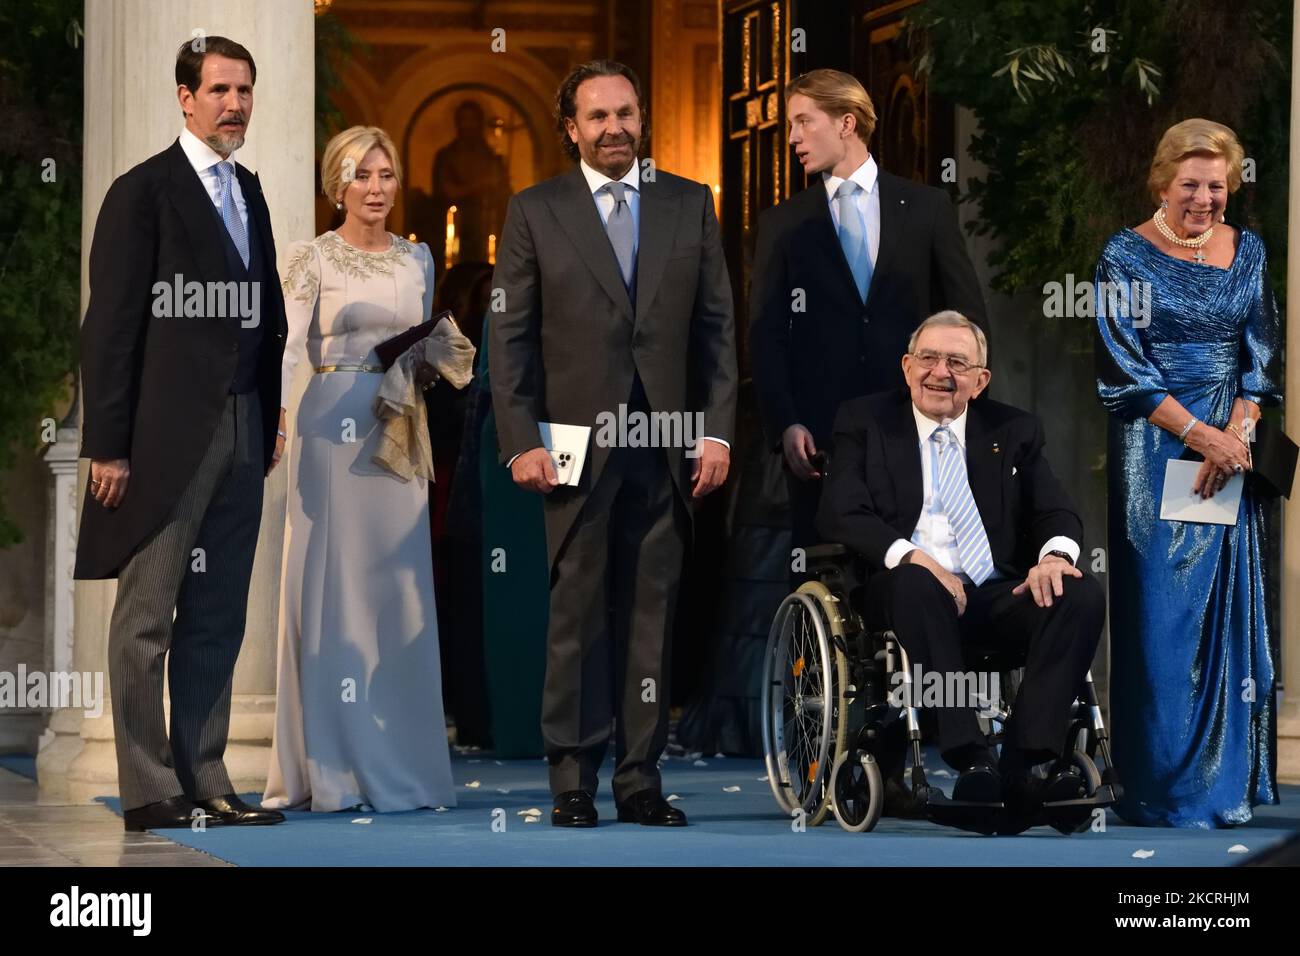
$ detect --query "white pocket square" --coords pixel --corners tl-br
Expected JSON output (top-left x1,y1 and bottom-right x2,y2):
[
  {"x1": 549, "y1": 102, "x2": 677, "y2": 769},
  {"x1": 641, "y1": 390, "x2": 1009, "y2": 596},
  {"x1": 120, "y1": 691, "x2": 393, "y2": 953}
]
[{"x1": 1012, "y1": 466, "x2": 1018, "y2": 476}]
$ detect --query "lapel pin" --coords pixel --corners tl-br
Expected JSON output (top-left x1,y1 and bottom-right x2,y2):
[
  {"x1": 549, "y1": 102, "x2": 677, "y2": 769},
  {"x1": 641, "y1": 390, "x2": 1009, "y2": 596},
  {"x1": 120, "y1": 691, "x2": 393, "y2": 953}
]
[{"x1": 992, "y1": 442, "x2": 1000, "y2": 454}]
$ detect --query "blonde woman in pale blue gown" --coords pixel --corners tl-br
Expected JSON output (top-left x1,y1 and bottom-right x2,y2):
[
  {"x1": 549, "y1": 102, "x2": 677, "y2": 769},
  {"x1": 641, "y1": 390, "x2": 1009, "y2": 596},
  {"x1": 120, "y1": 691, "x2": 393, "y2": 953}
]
[{"x1": 264, "y1": 127, "x2": 456, "y2": 812}]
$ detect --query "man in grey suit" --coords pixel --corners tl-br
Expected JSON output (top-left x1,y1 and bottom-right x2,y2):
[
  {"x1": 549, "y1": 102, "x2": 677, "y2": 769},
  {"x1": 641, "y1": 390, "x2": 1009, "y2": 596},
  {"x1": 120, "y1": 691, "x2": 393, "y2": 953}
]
[
  {"x1": 489, "y1": 60, "x2": 738, "y2": 828},
  {"x1": 75, "y1": 38, "x2": 286, "y2": 831}
]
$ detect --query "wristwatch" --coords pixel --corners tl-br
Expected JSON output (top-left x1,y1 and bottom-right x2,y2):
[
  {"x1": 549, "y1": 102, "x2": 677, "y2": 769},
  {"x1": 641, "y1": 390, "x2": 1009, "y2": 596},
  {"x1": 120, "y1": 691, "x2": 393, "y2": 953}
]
[{"x1": 1045, "y1": 549, "x2": 1074, "y2": 565}]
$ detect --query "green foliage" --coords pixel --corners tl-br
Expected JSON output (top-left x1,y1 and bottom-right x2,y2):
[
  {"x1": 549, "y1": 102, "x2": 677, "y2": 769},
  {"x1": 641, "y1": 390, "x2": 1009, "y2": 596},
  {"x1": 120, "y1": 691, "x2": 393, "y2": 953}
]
[
  {"x1": 904, "y1": 0, "x2": 1290, "y2": 301},
  {"x1": 315, "y1": 9, "x2": 365, "y2": 154},
  {"x1": 0, "y1": 0, "x2": 83, "y2": 547}
]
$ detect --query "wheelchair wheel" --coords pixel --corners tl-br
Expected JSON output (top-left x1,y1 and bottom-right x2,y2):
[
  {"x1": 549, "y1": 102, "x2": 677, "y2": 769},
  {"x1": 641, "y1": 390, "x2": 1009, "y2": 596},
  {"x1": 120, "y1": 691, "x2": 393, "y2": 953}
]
[
  {"x1": 1043, "y1": 749, "x2": 1105, "y2": 835},
  {"x1": 1069, "y1": 748, "x2": 1103, "y2": 795},
  {"x1": 761, "y1": 582, "x2": 850, "y2": 826},
  {"x1": 830, "y1": 749, "x2": 883, "y2": 833}
]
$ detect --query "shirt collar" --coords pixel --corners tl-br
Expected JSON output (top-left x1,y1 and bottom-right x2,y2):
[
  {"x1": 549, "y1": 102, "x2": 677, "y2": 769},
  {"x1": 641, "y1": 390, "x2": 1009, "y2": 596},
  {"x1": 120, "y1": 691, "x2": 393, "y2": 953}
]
[
  {"x1": 822, "y1": 154, "x2": 878, "y2": 203},
  {"x1": 912, "y1": 400, "x2": 969, "y2": 450},
  {"x1": 179, "y1": 126, "x2": 235, "y2": 175},
  {"x1": 579, "y1": 158, "x2": 640, "y2": 196}
]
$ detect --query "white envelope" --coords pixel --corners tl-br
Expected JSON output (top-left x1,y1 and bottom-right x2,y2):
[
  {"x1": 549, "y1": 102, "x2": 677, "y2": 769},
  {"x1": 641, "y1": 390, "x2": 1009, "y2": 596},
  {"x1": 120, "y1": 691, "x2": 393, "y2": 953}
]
[
  {"x1": 1159, "y1": 459, "x2": 1243, "y2": 525},
  {"x1": 538, "y1": 422, "x2": 591, "y2": 487}
]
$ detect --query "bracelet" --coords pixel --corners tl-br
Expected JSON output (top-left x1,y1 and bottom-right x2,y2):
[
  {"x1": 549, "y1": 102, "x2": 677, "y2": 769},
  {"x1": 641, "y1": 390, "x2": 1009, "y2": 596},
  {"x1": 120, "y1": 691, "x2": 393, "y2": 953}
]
[
  {"x1": 1178, "y1": 417, "x2": 1198, "y2": 444},
  {"x1": 276, "y1": 430, "x2": 287, "y2": 439}
]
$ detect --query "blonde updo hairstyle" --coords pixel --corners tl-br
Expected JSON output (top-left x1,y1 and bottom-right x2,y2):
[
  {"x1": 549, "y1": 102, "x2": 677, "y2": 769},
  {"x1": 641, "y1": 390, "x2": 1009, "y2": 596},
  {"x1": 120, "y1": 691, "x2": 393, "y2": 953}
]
[
  {"x1": 1146, "y1": 118, "x2": 1244, "y2": 205},
  {"x1": 320, "y1": 125, "x2": 403, "y2": 206}
]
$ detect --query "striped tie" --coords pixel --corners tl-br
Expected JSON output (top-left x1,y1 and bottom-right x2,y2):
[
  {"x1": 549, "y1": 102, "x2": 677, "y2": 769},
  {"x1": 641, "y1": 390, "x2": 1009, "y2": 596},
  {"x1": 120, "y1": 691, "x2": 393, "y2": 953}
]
[
  {"x1": 930, "y1": 425, "x2": 994, "y2": 585},
  {"x1": 215, "y1": 161, "x2": 250, "y2": 268}
]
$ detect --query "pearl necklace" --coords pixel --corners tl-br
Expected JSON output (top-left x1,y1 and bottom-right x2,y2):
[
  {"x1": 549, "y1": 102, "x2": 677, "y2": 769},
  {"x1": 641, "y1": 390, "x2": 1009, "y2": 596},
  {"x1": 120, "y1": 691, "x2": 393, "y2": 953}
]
[{"x1": 1153, "y1": 205, "x2": 1214, "y2": 263}]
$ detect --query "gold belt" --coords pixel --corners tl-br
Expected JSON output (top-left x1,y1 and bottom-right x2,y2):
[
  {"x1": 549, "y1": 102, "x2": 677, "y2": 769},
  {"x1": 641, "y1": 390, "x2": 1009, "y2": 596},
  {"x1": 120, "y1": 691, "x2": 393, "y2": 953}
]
[{"x1": 315, "y1": 364, "x2": 383, "y2": 374}]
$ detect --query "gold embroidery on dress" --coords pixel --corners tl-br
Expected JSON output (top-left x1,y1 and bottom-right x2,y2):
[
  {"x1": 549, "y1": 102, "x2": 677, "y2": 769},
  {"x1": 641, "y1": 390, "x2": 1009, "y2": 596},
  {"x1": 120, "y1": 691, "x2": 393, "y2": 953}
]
[
  {"x1": 316, "y1": 231, "x2": 414, "y2": 280},
  {"x1": 281, "y1": 243, "x2": 319, "y2": 303}
]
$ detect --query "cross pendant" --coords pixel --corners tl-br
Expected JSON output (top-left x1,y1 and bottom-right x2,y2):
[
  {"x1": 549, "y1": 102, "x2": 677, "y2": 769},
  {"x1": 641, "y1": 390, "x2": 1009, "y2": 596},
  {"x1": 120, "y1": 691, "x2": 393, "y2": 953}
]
[{"x1": 1193, "y1": 247, "x2": 1207, "y2": 264}]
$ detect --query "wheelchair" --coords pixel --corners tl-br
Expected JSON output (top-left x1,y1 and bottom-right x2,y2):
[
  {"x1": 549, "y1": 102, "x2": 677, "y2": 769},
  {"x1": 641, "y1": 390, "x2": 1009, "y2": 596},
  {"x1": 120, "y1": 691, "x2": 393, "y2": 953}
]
[{"x1": 760, "y1": 543, "x2": 1122, "y2": 835}]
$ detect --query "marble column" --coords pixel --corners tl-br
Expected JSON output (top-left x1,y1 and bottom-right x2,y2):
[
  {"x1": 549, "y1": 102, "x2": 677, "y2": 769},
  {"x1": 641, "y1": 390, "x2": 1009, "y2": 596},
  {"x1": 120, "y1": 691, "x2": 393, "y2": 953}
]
[
  {"x1": 33, "y1": 408, "x2": 82, "y2": 803},
  {"x1": 1277, "y1": 0, "x2": 1300, "y2": 785},
  {"x1": 44, "y1": 0, "x2": 315, "y2": 804}
]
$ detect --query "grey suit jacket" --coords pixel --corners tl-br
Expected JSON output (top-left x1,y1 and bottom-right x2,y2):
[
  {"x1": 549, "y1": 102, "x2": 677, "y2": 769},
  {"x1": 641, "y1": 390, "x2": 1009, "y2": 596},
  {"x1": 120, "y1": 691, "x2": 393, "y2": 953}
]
[{"x1": 488, "y1": 164, "x2": 738, "y2": 567}]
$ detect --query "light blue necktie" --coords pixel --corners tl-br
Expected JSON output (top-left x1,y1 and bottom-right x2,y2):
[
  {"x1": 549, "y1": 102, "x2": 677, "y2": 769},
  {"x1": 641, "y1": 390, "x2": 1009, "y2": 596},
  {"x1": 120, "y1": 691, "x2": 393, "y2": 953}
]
[
  {"x1": 604, "y1": 181, "x2": 637, "y2": 290},
  {"x1": 930, "y1": 425, "x2": 994, "y2": 585},
  {"x1": 215, "y1": 161, "x2": 250, "y2": 268},
  {"x1": 834, "y1": 179, "x2": 872, "y2": 303}
]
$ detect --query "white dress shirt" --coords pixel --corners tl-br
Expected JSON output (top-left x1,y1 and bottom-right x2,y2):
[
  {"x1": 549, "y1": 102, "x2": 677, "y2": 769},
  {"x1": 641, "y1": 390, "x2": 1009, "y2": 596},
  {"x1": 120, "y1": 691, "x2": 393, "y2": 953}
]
[
  {"x1": 580, "y1": 158, "x2": 641, "y2": 240},
  {"x1": 179, "y1": 126, "x2": 248, "y2": 234},
  {"x1": 822, "y1": 155, "x2": 880, "y2": 270},
  {"x1": 883, "y1": 403, "x2": 1080, "y2": 577}
]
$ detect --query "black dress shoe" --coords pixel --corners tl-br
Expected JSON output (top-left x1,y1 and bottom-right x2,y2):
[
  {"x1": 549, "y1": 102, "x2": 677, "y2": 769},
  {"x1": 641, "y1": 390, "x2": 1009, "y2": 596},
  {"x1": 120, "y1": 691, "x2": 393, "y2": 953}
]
[
  {"x1": 998, "y1": 770, "x2": 1046, "y2": 835},
  {"x1": 123, "y1": 795, "x2": 219, "y2": 833},
  {"x1": 952, "y1": 765, "x2": 1002, "y2": 804},
  {"x1": 193, "y1": 794, "x2": 285, "y2": 826},
  {"x1": 552, "y1": 790, "x2": 598, "y2": 828},
  {"x1": 616, "y1": 790, "x2": 687, "y2": 826}
]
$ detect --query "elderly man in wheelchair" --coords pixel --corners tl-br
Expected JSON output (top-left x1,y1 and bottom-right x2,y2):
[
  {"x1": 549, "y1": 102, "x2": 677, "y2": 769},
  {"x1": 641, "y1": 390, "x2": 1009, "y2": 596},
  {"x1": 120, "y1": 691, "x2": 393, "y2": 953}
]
[{"x1": 760, "y1": 310, "x2": 1119, "y2": 835}]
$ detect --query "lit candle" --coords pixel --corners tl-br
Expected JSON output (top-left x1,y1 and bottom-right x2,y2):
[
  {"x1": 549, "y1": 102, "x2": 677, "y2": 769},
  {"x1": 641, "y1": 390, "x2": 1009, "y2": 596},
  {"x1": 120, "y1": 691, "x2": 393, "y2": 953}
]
[
  {"x1": 488, "y1": 233, "x2": 496, "y2": 265},
  {"x1": 446, "y1": 205, "x2": 458, "y2": 270}
]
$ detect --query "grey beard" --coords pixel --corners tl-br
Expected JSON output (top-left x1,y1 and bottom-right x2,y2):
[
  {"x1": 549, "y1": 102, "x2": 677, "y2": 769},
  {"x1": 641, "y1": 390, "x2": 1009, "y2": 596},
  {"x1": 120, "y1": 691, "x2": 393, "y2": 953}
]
[{"x1": 206, "y1": 130, "x2": 245, "y2": 154}]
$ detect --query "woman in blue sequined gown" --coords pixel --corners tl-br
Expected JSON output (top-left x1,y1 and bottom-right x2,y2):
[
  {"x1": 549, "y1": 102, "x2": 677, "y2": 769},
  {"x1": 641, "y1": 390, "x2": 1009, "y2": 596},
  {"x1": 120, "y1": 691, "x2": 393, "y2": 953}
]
[{"x1": 1095, "y1": 119, "x2": 1280, "y2": 828}]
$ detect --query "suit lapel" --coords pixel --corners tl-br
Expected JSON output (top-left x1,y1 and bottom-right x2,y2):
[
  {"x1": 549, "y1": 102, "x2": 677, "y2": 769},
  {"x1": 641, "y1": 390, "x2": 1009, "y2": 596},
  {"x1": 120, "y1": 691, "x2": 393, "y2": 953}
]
[
  {"x1": 235, "y1": 163, "x2": 288, "y2": 338},
  {"x1": 235, "y1": 165, "x2": 273, "y2": 264},
  {"x1": 165, "y1": 139, "x2": 230, "y2": 286},
  {"x1": 884, "y1": 393, "x2": 924, "y2": 529},
  {"x1": 865, "y1": 171, "x2": 906, "y2": 313},
  {"x1": 963, "y1": 401, "x2": 1001, "y2": 529},
  {"x1": 633, "y1": 176, "x2": 678, "y2": 325},
  {"x1": 549, "y1": 166, "x2": 634, "y2": 322}
]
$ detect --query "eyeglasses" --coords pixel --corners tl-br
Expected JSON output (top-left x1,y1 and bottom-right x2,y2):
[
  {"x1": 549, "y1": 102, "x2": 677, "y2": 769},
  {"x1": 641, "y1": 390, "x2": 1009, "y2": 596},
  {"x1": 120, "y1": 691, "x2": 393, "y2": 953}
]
[{"x1": 910, "y1": 351, "x2": 983, "y2": 375}]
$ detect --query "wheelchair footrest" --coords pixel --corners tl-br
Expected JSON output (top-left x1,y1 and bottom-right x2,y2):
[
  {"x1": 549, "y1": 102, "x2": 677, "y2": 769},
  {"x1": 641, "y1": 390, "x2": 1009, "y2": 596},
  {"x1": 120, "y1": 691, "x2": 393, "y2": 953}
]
[
  {"x1": 923, "y1": 789, "x2": 1003, "y2": 836},
  {"x1": 1040, "y1": 783, "x2": 1119, "y2": 810}
]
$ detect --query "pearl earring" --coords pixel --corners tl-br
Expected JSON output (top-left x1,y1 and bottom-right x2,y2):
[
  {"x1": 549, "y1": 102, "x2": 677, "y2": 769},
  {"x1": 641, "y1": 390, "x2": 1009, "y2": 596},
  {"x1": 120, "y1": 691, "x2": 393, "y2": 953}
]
[{"x1": 335, "y1": 202, "x2": 343, "y2": 210}]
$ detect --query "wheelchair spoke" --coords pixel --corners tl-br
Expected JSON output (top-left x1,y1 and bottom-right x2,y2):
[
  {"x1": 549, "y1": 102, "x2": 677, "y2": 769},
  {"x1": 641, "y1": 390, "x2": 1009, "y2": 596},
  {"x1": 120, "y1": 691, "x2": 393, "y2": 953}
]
[{"x1": 767, "y1": 594, "x2": 839, "y2": 807}]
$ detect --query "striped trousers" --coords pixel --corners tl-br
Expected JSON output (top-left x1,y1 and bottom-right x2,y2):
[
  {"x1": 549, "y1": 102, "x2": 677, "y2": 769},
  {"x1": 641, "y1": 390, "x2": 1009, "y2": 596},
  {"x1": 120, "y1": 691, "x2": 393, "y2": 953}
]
[{"x1": 108, "y1": 391, "x2": 264, "y2": 811}]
